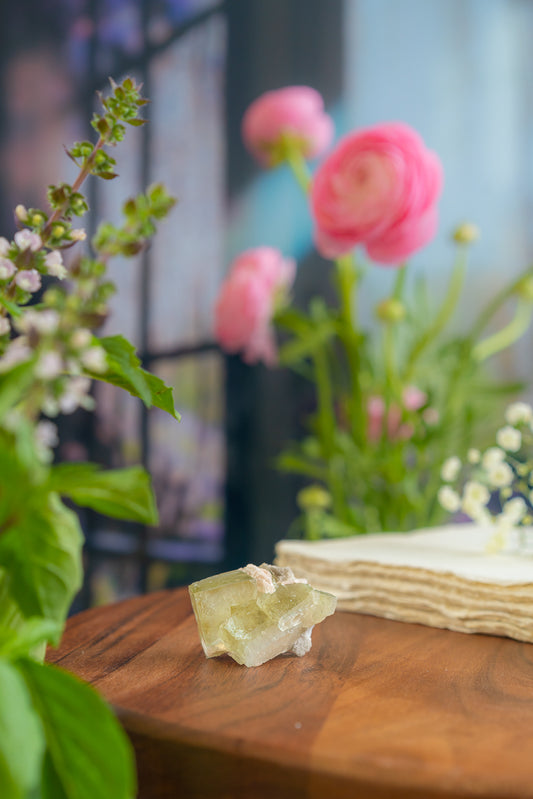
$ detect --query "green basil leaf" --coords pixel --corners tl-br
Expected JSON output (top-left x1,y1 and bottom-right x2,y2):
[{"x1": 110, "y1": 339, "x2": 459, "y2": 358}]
[
  {"x1": 0, "y1": 659, "x2": 45, "y2": 799},
  {"x1": 0, "y1": 360, "x2": 36, "y2": 417},
  {"x1": 0, "y1": 617, "x2": 62, "y2": 660},
  {"x1": 49, "y1": 463, "x2": 158, "y2": 525},
  {"x1": 0, "y1": 494, "x2": 83, "y2": 624},
  {"x1": 19, "y1": 659, "x2": 136, "y2": 799},
  {"x1": 88, "y1": 335, "x2": 180, "y2": 419}
]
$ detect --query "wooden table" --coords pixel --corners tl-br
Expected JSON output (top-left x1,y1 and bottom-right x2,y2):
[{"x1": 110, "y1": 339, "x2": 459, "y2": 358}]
[{"x1": 47, "y1": 587, "x2": 533, "y2": 799}]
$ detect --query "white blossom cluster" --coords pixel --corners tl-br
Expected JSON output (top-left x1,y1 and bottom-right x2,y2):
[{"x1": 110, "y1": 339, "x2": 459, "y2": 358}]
[
  {"x1": 0, "y1": 217, "x2": 108, "y2": 462},
  {"x1": 437, "y1": 401, "x2": 533, "y2": 550}
]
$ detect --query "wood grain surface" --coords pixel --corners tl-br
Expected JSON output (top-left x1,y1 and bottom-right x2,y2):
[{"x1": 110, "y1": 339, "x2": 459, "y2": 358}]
[{"x1": 47, "y1": 588, "x2": 533, "y2": 799}]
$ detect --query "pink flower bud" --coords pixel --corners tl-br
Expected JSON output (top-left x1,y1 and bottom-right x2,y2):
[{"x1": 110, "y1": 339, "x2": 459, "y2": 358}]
[
  {"x1": 0, "y1": 258, "x2": 16, "y2": 280},
  {"x1": 215, "y1": 247, "x2": 295, "y2": 366},
  {"x1": 310, "y1": 122, "x2": 443, "y2": 264},
  {"x1": 242, "y1": 86, "x2": 334, "y2": 167},
  {"x1": 0, "y1": 238, "x2": 10, "y2": 256},
  {"x1": 15, "y1": 269, "x2": 41, "y2": 292},
  {"x1": 14, "y1": 230, "x2": 42, "y2": 252}
]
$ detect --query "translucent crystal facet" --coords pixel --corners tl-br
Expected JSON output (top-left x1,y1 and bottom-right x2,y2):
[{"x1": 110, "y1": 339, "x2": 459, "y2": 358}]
[{"x1": 189, "y1": 563, "x2": 337, "y2": 667}]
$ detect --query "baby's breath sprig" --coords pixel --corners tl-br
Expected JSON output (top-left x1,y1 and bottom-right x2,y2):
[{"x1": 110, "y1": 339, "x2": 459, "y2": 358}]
[{"x1": 438, "y1": 400, "x2": 533, "y2": 551}]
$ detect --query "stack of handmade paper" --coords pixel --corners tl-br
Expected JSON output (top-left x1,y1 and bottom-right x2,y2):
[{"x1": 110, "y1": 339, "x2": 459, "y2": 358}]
[{"x1": 275, "y1": 524, "x2": 533, "y2": 643}]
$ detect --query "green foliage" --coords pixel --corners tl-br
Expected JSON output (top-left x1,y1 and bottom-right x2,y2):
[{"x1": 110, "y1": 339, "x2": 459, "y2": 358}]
[
  {"x1": 0, "y1": 76, "x2": 180, "y2": 798},
  {"x1": 49, "y1": 463, "x2": 159, "y2": 525},
  {"x1": 18, "y1": 660, "x2": 136, "y2": 799},
  {"x1": 0, "y1": 659, "x2": 45, "y2": 799},
  {"x1": 91, "y1": 335, "x2": 181, "y2": 419}
]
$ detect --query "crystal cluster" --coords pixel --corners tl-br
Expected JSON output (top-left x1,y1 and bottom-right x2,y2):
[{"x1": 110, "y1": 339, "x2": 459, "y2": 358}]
[{"x1": 189, "y1": 563, "x2": 337, "y2": 667}]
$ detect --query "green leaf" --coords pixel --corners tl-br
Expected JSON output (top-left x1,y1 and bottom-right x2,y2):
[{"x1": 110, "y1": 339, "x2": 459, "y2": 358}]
[
  {"x1": 0, "y1": 295, "x2": 22, "y2": 318},
  {"x1": 143, "y1": 371, "x2": 181, "y2": 420},
  {"x1": 278, "y1": 320, "x2": 337, "y2": 366},
  {"x1": 0, "y1": 493, "x2": 83, "y2": 624},
  {"x1": 0, "y1": 617, "x2": 62, "y2": 660},
  {"x1": 0, "y1": 359, "x2": 36, "y2": 416},
  {"x1": 0, "y1": 659, "x2": 45, "y2": 799},
  {"x1": 49, "y1": 463, "x2": 159, "y2": 525},
  {"x1": 90, "y1": 335, "x2": 180, "y2": 419},
  {"x1": 18, "y1": 659, "x2": 136, "y2": 799}
]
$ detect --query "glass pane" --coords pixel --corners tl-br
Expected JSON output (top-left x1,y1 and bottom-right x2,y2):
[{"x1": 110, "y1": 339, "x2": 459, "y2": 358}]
[
  {"x1": 93, "y1": 382, "x2": 142, "y2": 467},
  {"x1": 148, "y1": 0, "x2": 223, "y2": 46},
  {"x1": 147, "y1": 352, "x2": 225, "y2": 562},
  {"x1": 148, "y1": 15, "x2": 226, "y2": 349}
]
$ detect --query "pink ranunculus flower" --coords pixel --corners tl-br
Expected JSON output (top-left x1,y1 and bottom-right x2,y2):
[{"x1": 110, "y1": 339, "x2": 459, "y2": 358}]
[
  {"x1": 242, "y1": 86, "x2": 334, "y2": 167},
  {"x1": 310, "y1": 122, "x2": 443, "y2": 265},
  {"x1": 214, "y1": 247, "x2": 296, "y2": 366}
]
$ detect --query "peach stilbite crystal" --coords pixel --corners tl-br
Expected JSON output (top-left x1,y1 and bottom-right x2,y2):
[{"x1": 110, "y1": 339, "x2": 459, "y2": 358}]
[{"x1": 189, "y1": 563, "x2": 336, "y2": 668}]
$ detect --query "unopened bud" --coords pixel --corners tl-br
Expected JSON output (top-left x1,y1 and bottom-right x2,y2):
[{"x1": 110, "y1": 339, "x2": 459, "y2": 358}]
[
  {"x1": 375, "y1": 298, "x2": 406, "y2": 323},
  {"x1": 516, "y1": 276, "x2": 533, "y2": 302},
  {"x1": 70, "y1": 229, "x2": 87, "y2": 242},
  {"x1": 52, "y1": 224, "x2": 66, "y2": 239},
  {"x1": 453, "y1": 222, "x2": 480, "y2": 245},
  {"x1": 297, "y1": 484, "x2": 332, "y2": 512},
  {"x1": 15, "y1": 205, "x2": 28, "y2": 222}
]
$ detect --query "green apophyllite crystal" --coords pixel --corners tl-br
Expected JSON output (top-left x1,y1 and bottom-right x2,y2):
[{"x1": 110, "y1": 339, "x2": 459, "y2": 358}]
[{"x1": 189, "y1": 563, "x2": 337, "y2": 667}]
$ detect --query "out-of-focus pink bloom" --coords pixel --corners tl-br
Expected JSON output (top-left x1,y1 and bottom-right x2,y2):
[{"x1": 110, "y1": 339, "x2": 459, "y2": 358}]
[
  {"x1": 15, "y1": 269, "x2": 41, "y2": 292},
  {"x1": 367, "y1": 386, "x2": 427, "y2": 443},
  {"x1": 402, "y1": 385, "x2": 427, "y2": 411},
  {"x1": 215, "y1": 247, "x2": 296, "y2": 366},
  {"x1": 242, "y1": 86, "x2": 334, "y2": 167},
  {"x1": 310, "y1": 122, "x2": 443, "y2": 265}
]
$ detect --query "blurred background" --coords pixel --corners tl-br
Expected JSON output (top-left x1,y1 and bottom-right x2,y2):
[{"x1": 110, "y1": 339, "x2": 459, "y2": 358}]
[{"x1": 1, "y1": 0, "x2": 533, "y2": 607}]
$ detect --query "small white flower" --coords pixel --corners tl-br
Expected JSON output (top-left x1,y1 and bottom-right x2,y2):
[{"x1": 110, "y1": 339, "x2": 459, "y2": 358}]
[
  {"x1": 44, "y1": 250, "x2": 67, "y2": 279},
  {"x1": 486, "y1": 461, "x2": 514, "y2": 488},
  {"x1": 59, "y1": 376, "x2": 93, "y2": 414},
  {"x1": 35, "y1": 351, "x2": 63, "y2": 380},
  {"x1": 0, "y1": 337, "x2": 32, "y2": 372},
  {"x1": 17, "y1": 309, "x2": 59, "y2": 335},
  {"x1": 80, "y1": 346, "x2": 107, "y2": 374},
  {"x1": 496, "y1": 425, "x2": 522, "y2": 453},
  {"x1": 438, "y1": 486, "x2": 461, "y2": 513},
  {"x1": 506, "y1": 402, "x2": 532, "y2": 426},
  {"x1": 41, "y1": 396, "x2": 59, "y2": 417},
  {"x1": 501, "y1": 496, "x2": 527, "y2": 524},
  {"x1": 464, "y1": 480, "x2": 490, "y2": 506},
  {"x1": 35, "y1": 420, "x2": 59, "y2": 449},
  {"x1": 0, "y1": 258, "x2": 15, "y2": 280},
  {"x1": 462, "y1": 496, "x2": 489, "y2": 523},
  {"x1": 70, "y1": 328, "x2": 93, "y2": 350},
  {"x1": 15, "y1": 269, "x2": 41, "y2": 292},
  {"x1": 467, "y1": 448, "x2": 481, "y2": 464},
  {"x1": 441, "y1": 456, "x2": 461, "y2": 482},
  {"x1": 70, "y1": 229, "x2": 87, "y2": 242},
  {"x1": 482, "y1": 447, "x2": 505, "y2": 470},
  {"x1": 14, "y1": 230, "x2": 42, "y2": 252},
  {"x1": 0, "y1": 317, "x2": 10, "y2": 336},
  {"x1": 0, "y1": 237, "x2": 10, "y2": 256}
]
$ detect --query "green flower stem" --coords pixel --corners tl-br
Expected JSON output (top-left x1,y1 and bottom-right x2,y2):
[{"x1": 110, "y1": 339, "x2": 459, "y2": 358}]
[
  {"x1": 472, "y1": 299, "x2": 533, "y2": 362},
  {"x1": 469, "y1": 265, "x2": 533, "y2": 341},
  {"x1": 284, "y1": 146, "x2": 312, "y2": 193},
  {"x1": 42, "y1": 137, "x2": 105, "y2": 242},
  {"x1": 384, "y1": 265, "x2": 408, "y2": 400},
  {"x1": 403, "y1": 246, "x2": 468, "y2": 381},
  {"x1": 335, "y1": 253, "x2": 363, "y2": 442},
  {"x1": 312, "y1": 347, "x2": 346, "y2": 520}
]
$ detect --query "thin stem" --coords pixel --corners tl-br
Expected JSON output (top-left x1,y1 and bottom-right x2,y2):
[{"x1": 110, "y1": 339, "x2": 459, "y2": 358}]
[
  {"x1": 403, "y1": 245, "x2": 467, "y2": 382},
  {"x1": 313, "y1": 346, "x2": 336, "y2": 459},
  {"x1": 335, "y1": 253, "x2": 363, "y2": 442},
  {"x1": 472, "y1": 299, "x2": 533, "y2": 362},
  {"x1": 469, "y1": 265, "x2": 533, "y2": 341},
  {"x1": 42, "y1": 137, "x2": 106, "y2": 241},
  {"x1": 284, "y1": 146, "x2": 312, "y2": 194}
]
